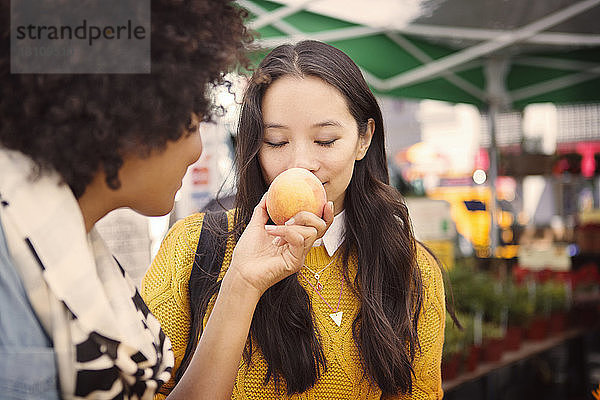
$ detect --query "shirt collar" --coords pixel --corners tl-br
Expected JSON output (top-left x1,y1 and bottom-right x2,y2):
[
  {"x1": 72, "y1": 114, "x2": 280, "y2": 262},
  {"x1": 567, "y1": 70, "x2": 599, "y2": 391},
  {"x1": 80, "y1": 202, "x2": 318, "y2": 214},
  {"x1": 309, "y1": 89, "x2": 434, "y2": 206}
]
[{"x1": 313, "y1": 209, "x2": 346, "y2": 256}]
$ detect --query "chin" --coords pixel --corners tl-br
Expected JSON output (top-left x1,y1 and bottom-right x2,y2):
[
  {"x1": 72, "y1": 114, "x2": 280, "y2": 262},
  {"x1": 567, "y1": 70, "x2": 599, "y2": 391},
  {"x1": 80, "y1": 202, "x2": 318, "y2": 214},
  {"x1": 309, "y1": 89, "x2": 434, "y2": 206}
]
[{"x1": 132, "y1": 200, "x2": 175, "y2": 217}]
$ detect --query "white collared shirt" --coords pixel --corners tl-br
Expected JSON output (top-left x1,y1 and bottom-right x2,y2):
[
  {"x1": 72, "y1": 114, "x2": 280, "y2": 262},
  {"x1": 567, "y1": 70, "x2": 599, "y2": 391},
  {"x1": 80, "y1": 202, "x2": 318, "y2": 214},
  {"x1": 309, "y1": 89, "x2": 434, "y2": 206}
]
[{"x1": 313, "y1": 210, "x2": 346, "y2": 256}]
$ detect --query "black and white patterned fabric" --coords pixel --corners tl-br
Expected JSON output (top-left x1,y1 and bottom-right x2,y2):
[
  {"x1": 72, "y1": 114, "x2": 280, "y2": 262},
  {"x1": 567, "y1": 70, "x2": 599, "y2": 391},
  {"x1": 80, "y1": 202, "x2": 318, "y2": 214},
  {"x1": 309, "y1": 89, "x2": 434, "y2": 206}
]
[{"x1": 0, "y1": 149, "x2": 173, "y2": 399}]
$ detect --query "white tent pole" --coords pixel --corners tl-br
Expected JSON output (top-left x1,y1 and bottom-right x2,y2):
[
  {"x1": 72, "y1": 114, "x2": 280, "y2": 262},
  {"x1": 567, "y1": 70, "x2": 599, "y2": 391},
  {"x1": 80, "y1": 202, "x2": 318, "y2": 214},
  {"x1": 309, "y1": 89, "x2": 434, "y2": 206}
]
[
  {"x1": 387, "y1": 33, "x2": 487, "y2": 101},
  {"x1": 359, "y1": 68, "x2": 386, "y2": 91},
  {"x1": 513, "y1": 57, "x2": 600, "y2": 72},
  {"x1": 381, "y1": 0, "x2": 600, "y2": 90},
  {"x1": 238, "y1": 0, "x2": 302, "y2": 35},
  {"x1": 398, "y1": 24, "x2": 600, "y2": 46},
  {"x1": 488, "y1": 104, "x2": 500, "y2": 256},
  {"x1": 248, "y1": 0, "x2": 314, "y2": 30},
  {"x1": 258, "y1": 25, "x2": 385, "y2": 47},
  {"x1": 511, "y1": 65, "x2": 600, "y2": 102},
  {"x1": 485, "y1": 58, "x2": 511, "y2": 257},
  {"x1": 255, "y1": 23, "x2": 600, "y2": 48},
  {"x1": 526, "y1": 32, "x2": 600, "y2": 46}
]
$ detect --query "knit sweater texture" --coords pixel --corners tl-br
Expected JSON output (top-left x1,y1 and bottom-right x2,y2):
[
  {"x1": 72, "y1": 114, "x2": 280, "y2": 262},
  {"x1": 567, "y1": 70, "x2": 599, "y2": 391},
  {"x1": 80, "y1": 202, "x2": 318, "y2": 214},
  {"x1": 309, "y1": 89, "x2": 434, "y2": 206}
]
[{"x1": 141, "y1": 211, "x2": 445, "y2": 400}]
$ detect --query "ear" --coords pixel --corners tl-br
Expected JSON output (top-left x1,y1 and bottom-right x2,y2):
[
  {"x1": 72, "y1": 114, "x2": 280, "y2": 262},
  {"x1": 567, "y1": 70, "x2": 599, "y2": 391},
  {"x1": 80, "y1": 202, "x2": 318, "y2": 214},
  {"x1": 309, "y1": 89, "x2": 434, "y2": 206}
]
[
  {"x1": 356, "y1": 118, "x2": 375, "y2": 161},
  {"x1": 189, "y1": 112, "x2": 201, "y2": 132}
]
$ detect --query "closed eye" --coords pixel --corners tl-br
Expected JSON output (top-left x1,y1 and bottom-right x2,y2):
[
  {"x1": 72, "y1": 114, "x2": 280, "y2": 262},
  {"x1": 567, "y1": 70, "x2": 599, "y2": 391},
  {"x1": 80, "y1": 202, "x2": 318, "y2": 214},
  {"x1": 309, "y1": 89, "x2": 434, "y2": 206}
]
[
  {"x1": 316, "y1": 139, "x2": 337, "y2": 147},
  {"x1": 264, "y1": 141, "x2": 288, "y2": 148}
]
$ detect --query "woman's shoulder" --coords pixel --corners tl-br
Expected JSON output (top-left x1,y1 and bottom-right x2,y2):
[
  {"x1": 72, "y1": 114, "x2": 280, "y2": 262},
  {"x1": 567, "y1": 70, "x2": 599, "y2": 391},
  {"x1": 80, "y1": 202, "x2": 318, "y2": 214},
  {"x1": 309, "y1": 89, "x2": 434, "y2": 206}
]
[
  {"x1": 165, "y1": 208, "x2": 235, "y2": 247},
  {"x1": 169, "y1": 212, "x2": 205, "y2": 240},
  {"x1": 415, "y1": 242, "x2": 438, "y2": 268},
  {"x1": 141, "y1": 209, "x2": 235, "y2": 302},
  {"x1": 415, "y1": 242, "x2": 444, "y2": 295}
]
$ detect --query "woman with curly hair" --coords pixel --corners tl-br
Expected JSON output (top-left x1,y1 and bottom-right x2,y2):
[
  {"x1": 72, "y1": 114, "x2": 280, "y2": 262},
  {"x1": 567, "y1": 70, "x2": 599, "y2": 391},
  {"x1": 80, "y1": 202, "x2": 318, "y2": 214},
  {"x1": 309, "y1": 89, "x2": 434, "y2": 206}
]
[
  {"x1": 0, "y1": 2, "x2": 332, "y2": 400},
  {"x1": 144, "y1": 40, "x2": 447, "y2": 400}
]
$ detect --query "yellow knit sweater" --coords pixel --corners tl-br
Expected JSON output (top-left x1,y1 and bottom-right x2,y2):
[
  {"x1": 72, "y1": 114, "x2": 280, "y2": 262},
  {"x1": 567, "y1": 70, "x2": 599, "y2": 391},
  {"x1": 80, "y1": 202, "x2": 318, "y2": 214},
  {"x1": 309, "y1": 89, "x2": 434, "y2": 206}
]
[{"x1": 141, "y1": 211, "x2": 445, "y2": 400}]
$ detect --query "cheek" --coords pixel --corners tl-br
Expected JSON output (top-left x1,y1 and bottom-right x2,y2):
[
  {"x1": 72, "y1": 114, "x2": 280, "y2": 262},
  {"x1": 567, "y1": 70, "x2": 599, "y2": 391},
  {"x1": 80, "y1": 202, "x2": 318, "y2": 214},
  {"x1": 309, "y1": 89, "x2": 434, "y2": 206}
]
[
  {"x1": 328, "y1": 156, "x2": 356, "y2": 189},
  {"x1": 258, "y1": 150, "x2": 283, "y2": 185},
  {"x1": 186, "y1": 134, "x2": 203, "y2": 164},
  {"x1": 329, "y1": 151, "x2": 357, "y2": 175},
  {"x1": 338, "y1": 166, "x2": 355, "y2": 190}
]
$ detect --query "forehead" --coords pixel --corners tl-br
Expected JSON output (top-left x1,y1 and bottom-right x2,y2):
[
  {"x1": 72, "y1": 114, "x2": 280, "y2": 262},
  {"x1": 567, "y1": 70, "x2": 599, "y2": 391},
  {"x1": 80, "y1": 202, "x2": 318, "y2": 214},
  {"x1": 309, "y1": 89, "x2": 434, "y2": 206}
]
[{"x1": 261, "y1": 75, "x2": 353, "y2": 125}]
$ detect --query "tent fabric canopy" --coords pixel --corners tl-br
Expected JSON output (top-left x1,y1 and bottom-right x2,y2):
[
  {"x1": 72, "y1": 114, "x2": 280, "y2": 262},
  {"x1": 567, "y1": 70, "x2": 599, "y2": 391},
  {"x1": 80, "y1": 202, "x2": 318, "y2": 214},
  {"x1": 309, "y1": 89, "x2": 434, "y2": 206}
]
[{"x1": 240, "y1": 0, "x2": 600, "y2": 110}]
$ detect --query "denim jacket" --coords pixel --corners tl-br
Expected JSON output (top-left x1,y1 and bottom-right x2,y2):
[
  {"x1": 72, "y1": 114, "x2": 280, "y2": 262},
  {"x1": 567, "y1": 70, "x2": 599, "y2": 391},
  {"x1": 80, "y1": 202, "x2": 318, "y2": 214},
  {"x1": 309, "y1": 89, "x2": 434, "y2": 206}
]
[{"x1": 0, "y1": 215, "x2": 60, "y2": 400}]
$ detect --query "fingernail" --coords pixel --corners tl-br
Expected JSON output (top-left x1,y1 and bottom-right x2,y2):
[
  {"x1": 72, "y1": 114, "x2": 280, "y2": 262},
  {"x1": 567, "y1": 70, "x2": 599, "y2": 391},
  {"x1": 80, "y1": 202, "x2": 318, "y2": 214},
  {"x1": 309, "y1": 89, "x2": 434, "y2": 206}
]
[
  {"x1": 265, "y1": 225, "x2": 276, "y2": 232},
  {"x1": 285, "y1": 218, "x2": 295, "y2": 226},
  {"x1": 328, "y1": 201, "x2": 334, "y2": 212},
  {"x1": 272, "y1": 237, "x2": 281, "y2": 246}
]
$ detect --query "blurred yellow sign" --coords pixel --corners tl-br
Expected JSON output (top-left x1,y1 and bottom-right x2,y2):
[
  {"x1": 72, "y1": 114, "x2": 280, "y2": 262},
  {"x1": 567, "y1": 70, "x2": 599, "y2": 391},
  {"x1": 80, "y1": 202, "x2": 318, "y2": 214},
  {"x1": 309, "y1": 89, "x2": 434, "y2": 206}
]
[{"x1": 427, "y1": 186, "x2": 518, "y2": 259}]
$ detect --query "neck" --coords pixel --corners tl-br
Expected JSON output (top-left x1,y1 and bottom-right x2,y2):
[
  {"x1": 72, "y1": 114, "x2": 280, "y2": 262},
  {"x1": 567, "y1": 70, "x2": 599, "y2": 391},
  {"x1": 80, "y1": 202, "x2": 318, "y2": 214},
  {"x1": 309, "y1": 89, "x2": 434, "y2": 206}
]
[
  {"x1": 77, "y1": 173, "x2": 120, "y2": 233},
  {"x1": 334, "y1": 201, "x2": 344, "y2": 216}
]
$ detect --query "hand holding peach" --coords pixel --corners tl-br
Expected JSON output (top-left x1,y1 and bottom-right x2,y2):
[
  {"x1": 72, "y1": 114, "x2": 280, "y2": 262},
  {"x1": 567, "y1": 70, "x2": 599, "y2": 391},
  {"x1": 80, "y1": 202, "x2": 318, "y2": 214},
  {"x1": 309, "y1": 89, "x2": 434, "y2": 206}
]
[{"x1": 266, "y1": 168, "x2": 327, "y2": 225}]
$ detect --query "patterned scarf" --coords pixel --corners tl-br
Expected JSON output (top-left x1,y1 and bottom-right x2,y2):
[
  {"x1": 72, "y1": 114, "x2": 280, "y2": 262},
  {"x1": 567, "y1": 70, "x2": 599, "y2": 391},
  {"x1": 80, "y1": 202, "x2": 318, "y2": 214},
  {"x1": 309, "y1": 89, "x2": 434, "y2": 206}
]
[{"x1": 0, "y1": 149, "x2": 173, "y2": 399}]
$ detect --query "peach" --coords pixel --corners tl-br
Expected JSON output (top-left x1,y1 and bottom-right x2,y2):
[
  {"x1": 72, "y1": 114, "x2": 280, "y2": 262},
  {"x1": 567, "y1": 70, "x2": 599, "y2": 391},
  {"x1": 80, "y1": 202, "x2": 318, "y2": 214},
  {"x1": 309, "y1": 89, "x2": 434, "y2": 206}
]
[{"x1": 266, "y1": 168, "x2": 327, "y2": 225}]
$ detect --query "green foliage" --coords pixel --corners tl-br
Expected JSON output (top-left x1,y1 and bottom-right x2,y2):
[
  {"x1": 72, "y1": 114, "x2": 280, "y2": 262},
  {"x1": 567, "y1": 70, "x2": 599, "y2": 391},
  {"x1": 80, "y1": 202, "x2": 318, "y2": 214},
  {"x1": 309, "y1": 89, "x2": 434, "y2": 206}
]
[
  {"x1": 447, "y1": 262, "x2": 506, "y2": 323},
  {"x1": 480, "y1": 278, "x2": 508, "y2": 325},
  {"x1": 543, "y1": 280, "x2": 568, "y2": 312},
  {"x1": 506, "y1": 282, "x2": 535, "y2": 326},
  {"x1": 443, "y1": 312, "x2": 471, "y2": 360},
  {"x1": 534, "y1": 281, "x2": 552, "y2": 315},
  {"x1": 445, "y1": 261, "x2": 568, "y2": 347},
  {"x1": 482, "y1": 321, "x2": 504, "y2": 340},
  {"x1": 443, "y1": 315, "x2": 463, "y2": 360},
  {"x1": 447, "y1": 263, "x2": 485, "y2": 314},
  {"x1": 456, "y1": 312, "x2": 474, "y2": 347}
]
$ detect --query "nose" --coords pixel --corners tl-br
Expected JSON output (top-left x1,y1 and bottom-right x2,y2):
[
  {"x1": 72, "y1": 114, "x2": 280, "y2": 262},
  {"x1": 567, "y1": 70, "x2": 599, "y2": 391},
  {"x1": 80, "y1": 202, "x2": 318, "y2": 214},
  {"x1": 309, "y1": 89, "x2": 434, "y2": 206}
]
[{"x1": 290, "y1": 142, "x2": 319, "y2": 173}]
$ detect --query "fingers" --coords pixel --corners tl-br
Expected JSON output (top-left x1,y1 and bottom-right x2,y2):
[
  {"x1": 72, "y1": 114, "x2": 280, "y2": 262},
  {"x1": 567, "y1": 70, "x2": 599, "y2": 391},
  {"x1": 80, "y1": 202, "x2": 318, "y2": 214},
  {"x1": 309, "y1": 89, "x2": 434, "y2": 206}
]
[
  {"x1": 265, "y1": 224, "x2": 319, "y2": 252},
  {"x1": 265, "y1": 224, "x2": 318, "y2": 242},
  {"x1": 266, "y1": 202, "x2": 334, "y2": 246},
  {"x1": 248, "y1": 193, "x2": 269, "y2": 227},
  {"x1": 322, "y1": 201, "x2": 334, "y2": 231},
  {"x1": 284, "y1": 210, "x2": 328, "y2": 239}
]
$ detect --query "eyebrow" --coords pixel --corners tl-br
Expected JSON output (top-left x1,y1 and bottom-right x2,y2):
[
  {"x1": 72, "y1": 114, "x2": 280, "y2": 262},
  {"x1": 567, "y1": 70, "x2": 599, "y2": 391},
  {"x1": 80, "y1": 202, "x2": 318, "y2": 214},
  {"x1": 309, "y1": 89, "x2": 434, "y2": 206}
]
[
  {"x1": 313, "y1": 120, "x2": 342, "y2": 128},
  {"x1": 263, "y1": 120, "x2": 342, "y2": 130},
  {"x1": 264, "y1": 123, "x2": 289, "y2": 130}
]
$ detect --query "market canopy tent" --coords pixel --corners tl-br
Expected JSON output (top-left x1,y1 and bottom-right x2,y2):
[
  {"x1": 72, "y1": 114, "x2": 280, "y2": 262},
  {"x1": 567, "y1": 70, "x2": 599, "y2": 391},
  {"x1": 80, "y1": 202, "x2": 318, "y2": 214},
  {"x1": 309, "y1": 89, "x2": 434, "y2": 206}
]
[
  {"x1": 240, "y1": 0, "x2": 600, "y2": 110},
  {"x1": 238, "y1": 0, "x2": 600, "y2": 253}
]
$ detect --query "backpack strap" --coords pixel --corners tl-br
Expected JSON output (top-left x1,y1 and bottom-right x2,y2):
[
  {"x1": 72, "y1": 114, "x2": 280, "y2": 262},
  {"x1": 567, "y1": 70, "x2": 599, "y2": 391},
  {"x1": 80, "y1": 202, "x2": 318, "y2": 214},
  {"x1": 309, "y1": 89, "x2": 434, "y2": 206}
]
[
  {"x1": 190, "y1": 211, "x2": 228, "y2": 301},
  {"x1": 174, "y1": 210, "x2": 228, "y2": 384}
]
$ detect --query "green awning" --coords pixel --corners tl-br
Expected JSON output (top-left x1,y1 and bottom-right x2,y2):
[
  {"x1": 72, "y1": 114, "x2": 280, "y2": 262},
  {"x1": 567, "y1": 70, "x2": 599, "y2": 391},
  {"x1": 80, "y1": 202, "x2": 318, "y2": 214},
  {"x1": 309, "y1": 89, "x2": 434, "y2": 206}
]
[{"x1": 240, "y1": 0, "x2": 600, "y2": 110}]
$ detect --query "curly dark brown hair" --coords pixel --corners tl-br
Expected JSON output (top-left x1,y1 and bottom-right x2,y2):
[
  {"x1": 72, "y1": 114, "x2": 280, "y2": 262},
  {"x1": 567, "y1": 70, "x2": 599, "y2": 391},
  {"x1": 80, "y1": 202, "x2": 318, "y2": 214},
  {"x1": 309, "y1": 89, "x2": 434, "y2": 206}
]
[{"x1": 0, "y1": 0, "x2": 252, "y2": 197}]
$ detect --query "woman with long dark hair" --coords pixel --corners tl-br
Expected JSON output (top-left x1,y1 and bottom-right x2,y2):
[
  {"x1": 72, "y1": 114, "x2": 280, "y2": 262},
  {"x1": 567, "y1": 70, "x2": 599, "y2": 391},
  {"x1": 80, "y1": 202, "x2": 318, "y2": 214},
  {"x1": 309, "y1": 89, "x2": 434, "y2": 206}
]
[{"x1": 143, "y1": 40, "x2": 446, "y2": 399}]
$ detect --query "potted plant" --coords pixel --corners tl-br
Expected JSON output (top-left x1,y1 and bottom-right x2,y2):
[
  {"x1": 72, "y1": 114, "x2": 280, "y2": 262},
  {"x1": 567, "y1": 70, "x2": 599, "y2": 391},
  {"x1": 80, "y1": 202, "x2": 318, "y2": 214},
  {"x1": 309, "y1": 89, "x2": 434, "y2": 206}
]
[
  {"x1": 481, "y1": 322, "x2": 504, "y2": 363},
  {"x1": 447, "y1": 262, "x2": 485, "y2": 316},
  {"x1": 505, "y1": 282, "x2": 534, "y2": 350},
  {"x1": 548, "y1": 280, "x2": 568, "y2": 334},
  {"x1": 475, "y1": 273, "x2": 507, "y2": 362},
  {"x1": 527, "y1": 280, "x2": 552, "y2": 340},
  {"x1": 448, "y1": 263, "x2": 504, "y2": 367},
  {"x1": 442, "y1": 315, "x2": 463, "y2": 381},
  {"x1": 458, "y1": 313, "x2": 481, "y2": 372}
]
